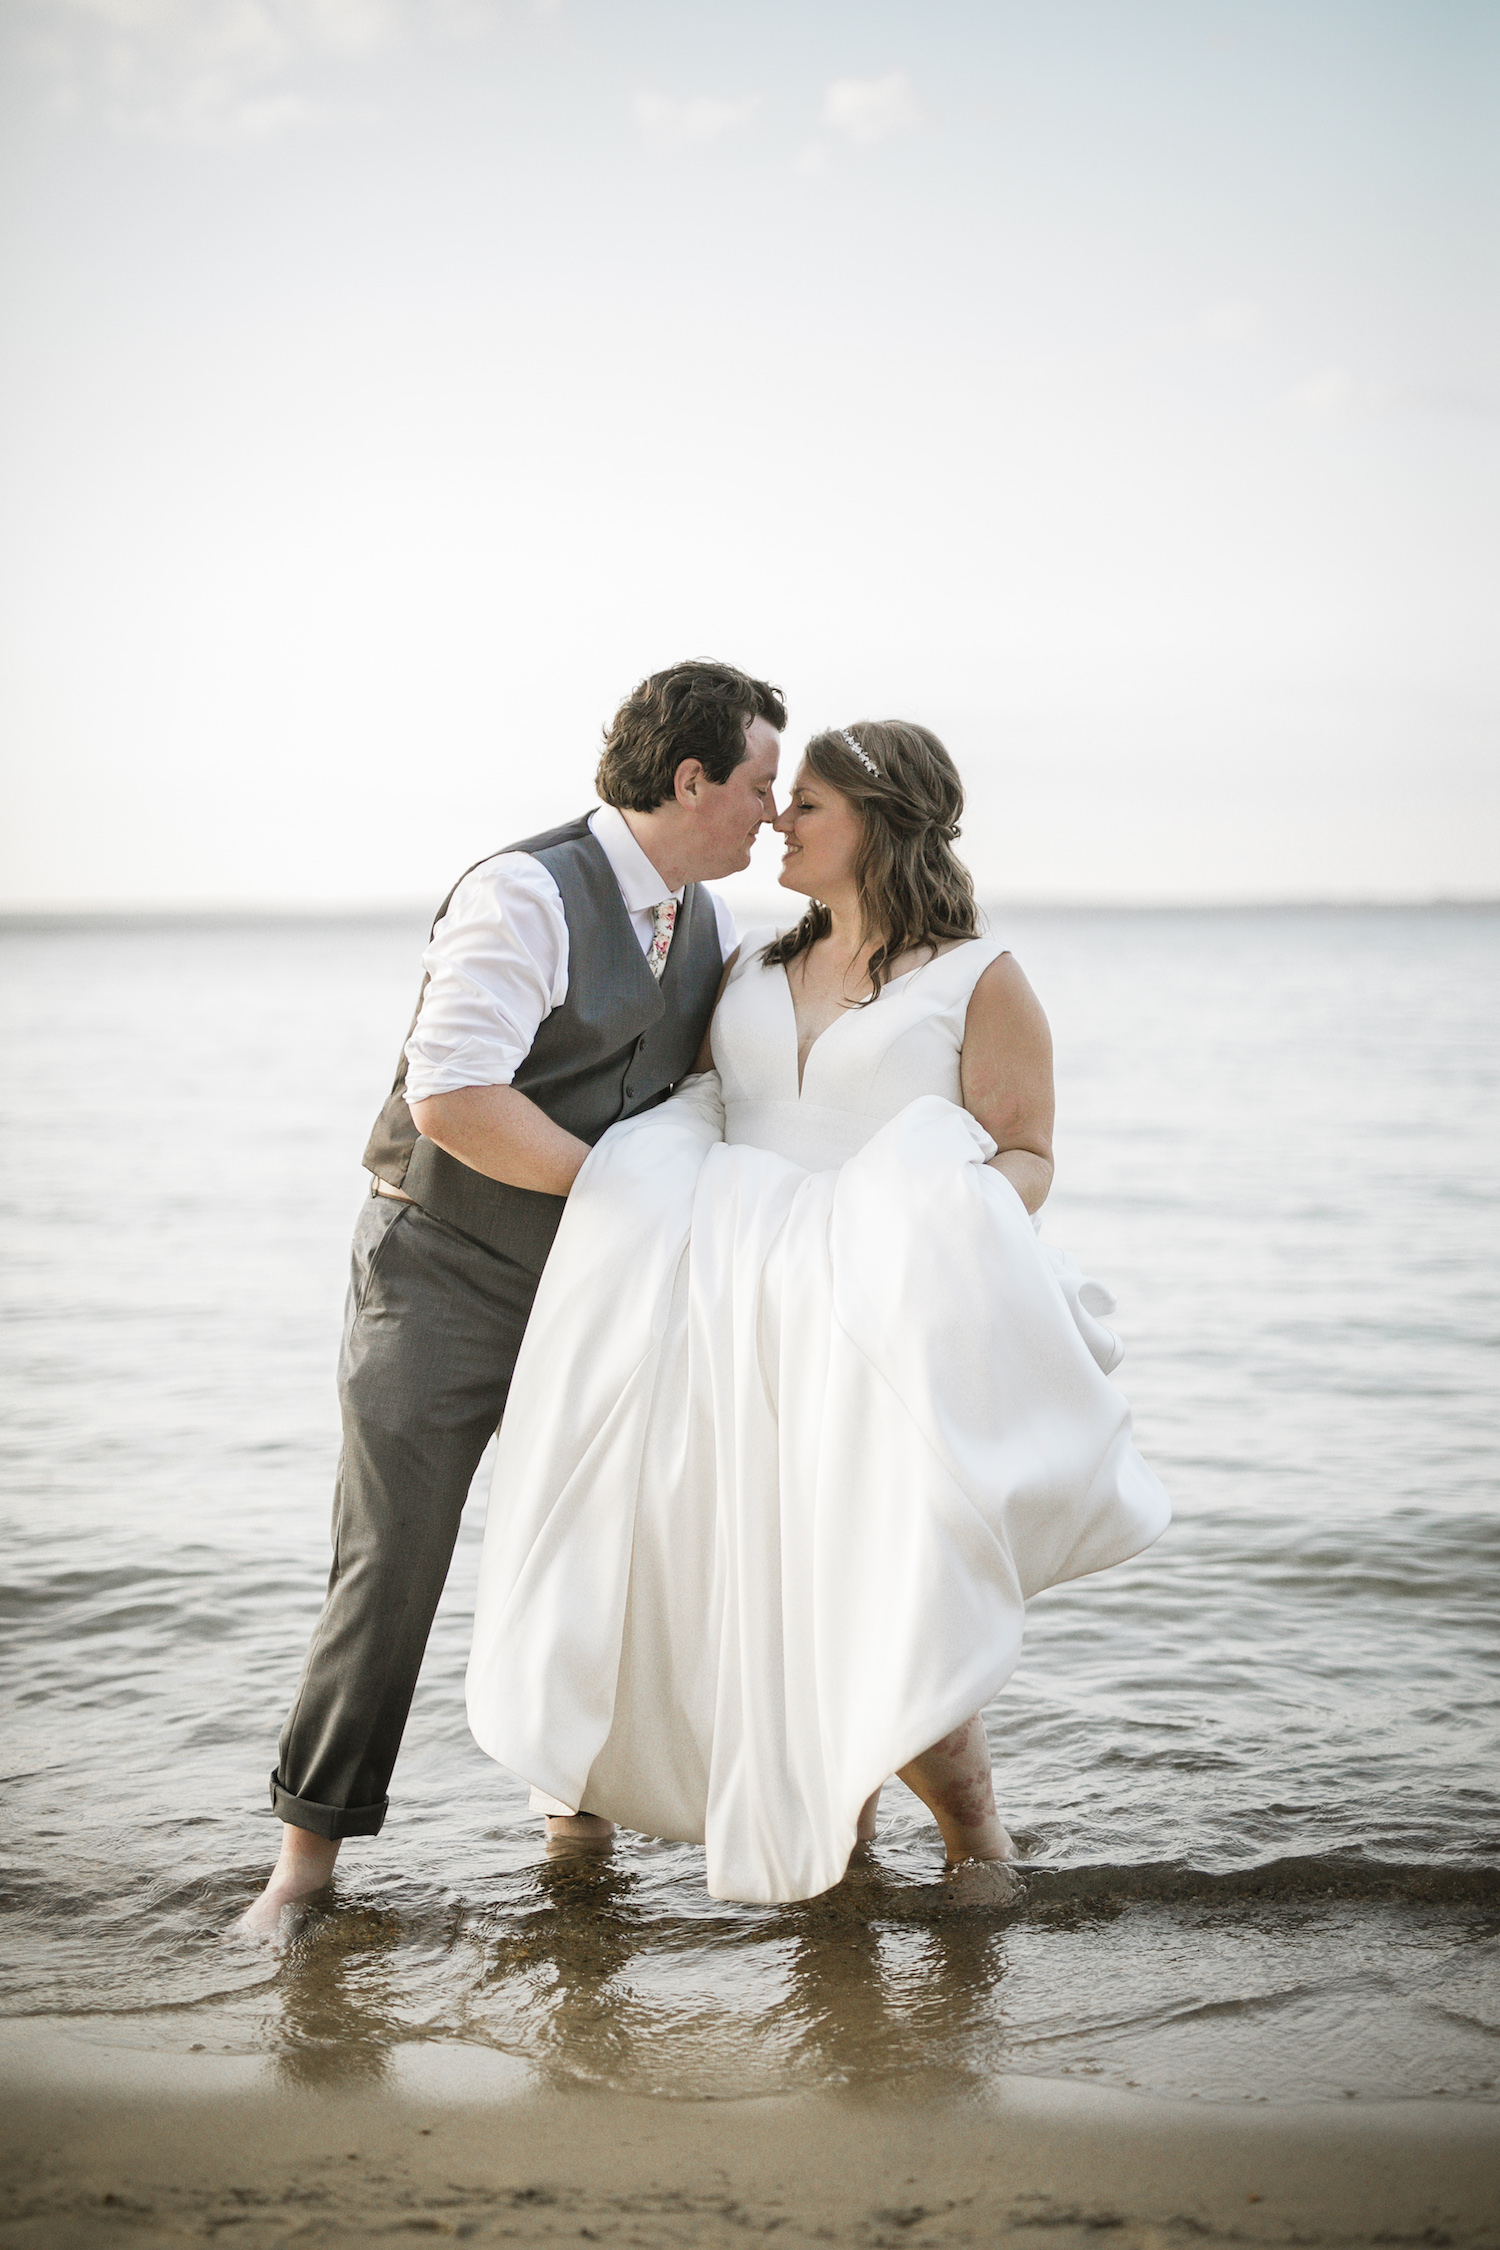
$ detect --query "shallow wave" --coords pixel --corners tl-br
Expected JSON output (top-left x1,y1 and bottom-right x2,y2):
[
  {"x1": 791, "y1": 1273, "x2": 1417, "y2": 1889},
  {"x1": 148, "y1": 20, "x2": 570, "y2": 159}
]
[
  {"x1": 4, "y1": 907, "x2": 1499, "y2": 2106},
  {"x1": 1018, "y1": 1853, "x2": 1500, "y2": 1910}
]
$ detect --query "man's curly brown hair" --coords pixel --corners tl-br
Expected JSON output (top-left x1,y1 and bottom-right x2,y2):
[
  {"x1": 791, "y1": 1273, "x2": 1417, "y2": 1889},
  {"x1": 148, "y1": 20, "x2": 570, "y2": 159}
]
[{"x1": 596, "y1": 660, "x2": 786, "y2": 813}]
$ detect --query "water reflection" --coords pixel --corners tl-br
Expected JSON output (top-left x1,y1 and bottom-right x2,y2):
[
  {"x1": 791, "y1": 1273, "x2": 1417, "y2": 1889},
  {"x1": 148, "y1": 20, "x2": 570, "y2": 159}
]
[
  {"x1": 464, "y1": 1850, "x2": 1017, "y2": 2098},
  {"x1": 272, "y1": 1899, "x2": 405, "y2": 2090},
  {"x1": 771, "y1": 1864, "x2": 1013, "y2": 2089},
  {"x1": 481, "y1": 1853, "x2": 655, "y2": 2091},
  {"x1": 259, "y1": 1845, "x2": 1022, "y2": 2100}
]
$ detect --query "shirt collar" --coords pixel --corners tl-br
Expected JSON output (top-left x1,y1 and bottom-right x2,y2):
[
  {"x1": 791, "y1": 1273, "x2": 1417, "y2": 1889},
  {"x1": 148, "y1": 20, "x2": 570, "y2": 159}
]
[{"x1": 588, "y1": 803, "x2": 683, "y2": 914}]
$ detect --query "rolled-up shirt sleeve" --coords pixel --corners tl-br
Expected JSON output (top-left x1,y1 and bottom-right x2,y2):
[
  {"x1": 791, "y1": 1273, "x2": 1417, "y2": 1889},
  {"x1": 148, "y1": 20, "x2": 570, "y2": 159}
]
[{"x1": 403, "y1": 853, "x2": 569, "y2": 1103}]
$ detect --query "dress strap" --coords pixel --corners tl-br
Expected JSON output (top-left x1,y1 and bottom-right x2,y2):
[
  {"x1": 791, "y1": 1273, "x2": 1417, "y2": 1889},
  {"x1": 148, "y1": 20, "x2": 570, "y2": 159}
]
[
  {"x1": 911, "y1": 930, "x2": 1010, "y2": 1004},
  {"x1": 735, "y1": 925, "x2": 1008, "y2": 999},
  {"x1": 731, "y1": 925, "x2": 788, "y2": 979}
]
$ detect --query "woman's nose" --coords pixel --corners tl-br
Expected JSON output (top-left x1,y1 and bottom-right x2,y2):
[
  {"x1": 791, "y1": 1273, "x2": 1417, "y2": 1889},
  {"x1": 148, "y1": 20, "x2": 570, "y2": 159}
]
[{"x1": 771, "y1": 803, "x2": 794, "y2": 834}]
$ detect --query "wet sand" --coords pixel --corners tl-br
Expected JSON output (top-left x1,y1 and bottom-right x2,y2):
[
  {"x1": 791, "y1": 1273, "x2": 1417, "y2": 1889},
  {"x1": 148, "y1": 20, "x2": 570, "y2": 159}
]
[{"x1": 2, "y1": 2023, "x2": 1496, "y2": 2248}]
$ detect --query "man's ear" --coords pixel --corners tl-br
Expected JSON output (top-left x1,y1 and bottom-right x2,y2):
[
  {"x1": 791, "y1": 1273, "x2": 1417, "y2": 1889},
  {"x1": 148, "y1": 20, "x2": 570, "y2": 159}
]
[{"x1": 674, "y1": 759, "x2": 706, "y2": 807}]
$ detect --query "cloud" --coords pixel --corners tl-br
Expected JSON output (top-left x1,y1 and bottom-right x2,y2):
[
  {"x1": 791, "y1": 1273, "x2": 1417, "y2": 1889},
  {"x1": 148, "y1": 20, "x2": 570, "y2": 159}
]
[
  {"x1": 1196, "y1": 299, "x2": 1262, "y2": 347},
  {"x1": 1388, "y1": 381, "x2": 1498, "y2": 421},
  {"x1": 1284, "y1": 367, "x2": 1498, "y2": 421},
  {"x1": 1287, "y1": 365, "x2": 1358, "y2": 416},
  {"x1": 631, "y1": 88, "x2": 760, "y2": 154},
  {"x1": 819, "y1": 68, "x2": 924, "y2": 149},
  {"x1": 43, "y1": 0, "x2": 398, "y2": 57},
  {"x1": 14, "y1": 0, "x2": 460, "y2": 142}
]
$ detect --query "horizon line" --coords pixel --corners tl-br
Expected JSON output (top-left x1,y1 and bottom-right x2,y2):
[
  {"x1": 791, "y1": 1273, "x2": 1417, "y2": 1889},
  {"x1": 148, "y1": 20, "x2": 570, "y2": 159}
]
[{"x1": 3, "y1": 895, "x2": 1498, "y2": 929}]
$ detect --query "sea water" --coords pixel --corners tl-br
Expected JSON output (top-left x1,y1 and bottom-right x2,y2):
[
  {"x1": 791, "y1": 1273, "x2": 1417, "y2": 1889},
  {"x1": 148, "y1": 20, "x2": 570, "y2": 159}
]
[{"x1": 2, "y1": 906, "x2": 1496, "y2": 2105}]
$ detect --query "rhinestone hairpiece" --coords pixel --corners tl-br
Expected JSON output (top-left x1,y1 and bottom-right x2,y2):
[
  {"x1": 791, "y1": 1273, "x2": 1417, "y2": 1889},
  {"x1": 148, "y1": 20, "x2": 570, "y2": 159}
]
[{"x1": 839, "y1": 728, "x2": 881, "y2": 778}]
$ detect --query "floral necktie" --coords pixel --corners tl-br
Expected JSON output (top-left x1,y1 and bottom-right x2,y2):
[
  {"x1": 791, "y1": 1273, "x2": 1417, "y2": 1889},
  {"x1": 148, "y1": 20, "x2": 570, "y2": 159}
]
[{"x1": 646, "y1": 897, "x2": 677, "y2": 982}]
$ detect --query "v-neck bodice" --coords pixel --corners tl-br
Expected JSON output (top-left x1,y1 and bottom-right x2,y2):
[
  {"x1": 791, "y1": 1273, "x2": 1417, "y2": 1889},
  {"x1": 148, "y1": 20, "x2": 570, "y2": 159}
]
[{"x1": 710, "y1": 927, "x2": 1011, "y2": 1171}]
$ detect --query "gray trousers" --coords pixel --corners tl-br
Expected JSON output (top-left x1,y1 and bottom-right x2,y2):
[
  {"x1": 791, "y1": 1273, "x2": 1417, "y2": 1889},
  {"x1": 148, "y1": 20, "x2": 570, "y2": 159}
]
[{"x1": 270, "y1": 1191, "x2": 544, "y2": 1838}]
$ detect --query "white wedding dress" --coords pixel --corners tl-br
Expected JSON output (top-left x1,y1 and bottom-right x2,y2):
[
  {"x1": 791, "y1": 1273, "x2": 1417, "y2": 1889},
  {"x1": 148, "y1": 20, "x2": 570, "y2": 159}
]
[{"x1": 466, "y1": 932, "x2": 1170, "y2": 1903}]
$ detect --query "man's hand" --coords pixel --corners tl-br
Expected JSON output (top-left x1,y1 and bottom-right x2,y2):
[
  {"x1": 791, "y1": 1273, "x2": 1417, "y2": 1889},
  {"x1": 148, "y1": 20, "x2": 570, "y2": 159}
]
[{"x1": 409, "y1": 1085, "x2": 591, "y2": 1197}]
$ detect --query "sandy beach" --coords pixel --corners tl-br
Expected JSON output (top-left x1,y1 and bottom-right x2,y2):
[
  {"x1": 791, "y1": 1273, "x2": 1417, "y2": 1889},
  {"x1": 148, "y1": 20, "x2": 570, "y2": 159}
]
[{"x1": 2, "y1": 2020, "x2": 1497, "y2": 2249}]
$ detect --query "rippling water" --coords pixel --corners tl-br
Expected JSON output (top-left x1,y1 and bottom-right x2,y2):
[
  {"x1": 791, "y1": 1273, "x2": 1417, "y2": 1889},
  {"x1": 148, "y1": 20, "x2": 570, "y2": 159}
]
[{"x1": 2, "y1": 906, "x2": 1497, "y2": 2107}]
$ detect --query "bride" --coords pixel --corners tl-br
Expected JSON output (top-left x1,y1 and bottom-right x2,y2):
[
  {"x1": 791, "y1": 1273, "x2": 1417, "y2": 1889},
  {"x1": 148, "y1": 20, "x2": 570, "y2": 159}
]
[{"x1": 465, "y1": 721, "x2": 1170, "y2": 1904}]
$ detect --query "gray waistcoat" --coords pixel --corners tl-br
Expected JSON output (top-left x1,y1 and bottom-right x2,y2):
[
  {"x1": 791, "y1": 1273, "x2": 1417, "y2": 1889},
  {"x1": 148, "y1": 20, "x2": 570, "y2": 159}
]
[{"x1": 362, "y1": 813, "x2": 725, "y2": 1271}]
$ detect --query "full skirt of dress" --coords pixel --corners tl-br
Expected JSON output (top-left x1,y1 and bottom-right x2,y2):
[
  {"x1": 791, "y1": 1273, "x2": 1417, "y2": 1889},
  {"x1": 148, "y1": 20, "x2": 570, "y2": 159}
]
[{"x1": 465, "y1": 1074, "x2": 1170, "y2": 1903}]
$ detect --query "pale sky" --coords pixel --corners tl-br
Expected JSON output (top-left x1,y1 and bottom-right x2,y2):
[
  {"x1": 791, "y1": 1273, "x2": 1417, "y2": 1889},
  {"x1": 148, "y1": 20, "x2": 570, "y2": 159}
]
[{"x1": 1, "y1": 0, "x2": 1496, "y2": 908}]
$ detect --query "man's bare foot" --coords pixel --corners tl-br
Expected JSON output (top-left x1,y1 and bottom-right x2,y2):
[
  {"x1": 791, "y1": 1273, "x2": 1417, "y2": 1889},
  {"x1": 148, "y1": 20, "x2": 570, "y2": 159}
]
[
  {"x1": 238, "y1": 1827, "x2": 340, "y2": 1936},
  {"x1": 544, "y1": 1812, "x2": 615, "y2": 1857}
]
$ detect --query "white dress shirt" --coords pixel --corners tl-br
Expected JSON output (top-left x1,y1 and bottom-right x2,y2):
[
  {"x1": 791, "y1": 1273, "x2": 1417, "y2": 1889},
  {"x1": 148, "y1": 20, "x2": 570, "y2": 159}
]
[{"x1": 402, "y1": 804, "x2": 738, "y2": 1103}]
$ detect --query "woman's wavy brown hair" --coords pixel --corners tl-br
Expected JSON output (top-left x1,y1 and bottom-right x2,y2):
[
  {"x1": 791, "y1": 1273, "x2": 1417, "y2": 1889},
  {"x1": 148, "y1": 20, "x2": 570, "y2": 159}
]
[{"x1": 761, "y1": 721, "x2": 979, "y2": 998}]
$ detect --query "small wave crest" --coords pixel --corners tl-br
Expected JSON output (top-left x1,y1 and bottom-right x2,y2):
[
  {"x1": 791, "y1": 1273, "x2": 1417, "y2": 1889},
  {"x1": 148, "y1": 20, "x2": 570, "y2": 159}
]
[{"x1": 1017, "y1": 1852, "x2": 1500, "y2": 1912}]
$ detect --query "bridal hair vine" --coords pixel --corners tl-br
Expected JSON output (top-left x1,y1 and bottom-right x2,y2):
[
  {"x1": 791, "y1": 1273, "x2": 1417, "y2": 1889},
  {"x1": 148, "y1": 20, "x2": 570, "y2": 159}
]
[{"x1": 839, "y1": 728, "x2": 882, "y2": 778}]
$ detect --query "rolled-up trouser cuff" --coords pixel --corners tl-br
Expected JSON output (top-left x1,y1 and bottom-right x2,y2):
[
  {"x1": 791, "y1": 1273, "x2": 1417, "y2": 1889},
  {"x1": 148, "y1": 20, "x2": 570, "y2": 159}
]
[{"x1": 269, "y1": 1768, "x2": 387, "y2": 1840}]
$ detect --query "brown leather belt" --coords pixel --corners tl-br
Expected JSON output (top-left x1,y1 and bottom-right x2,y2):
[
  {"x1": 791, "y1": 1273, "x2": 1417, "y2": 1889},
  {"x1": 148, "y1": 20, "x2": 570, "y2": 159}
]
[{"x1": 370, "y1": 1174, "x2": 416, "y2": 1204}]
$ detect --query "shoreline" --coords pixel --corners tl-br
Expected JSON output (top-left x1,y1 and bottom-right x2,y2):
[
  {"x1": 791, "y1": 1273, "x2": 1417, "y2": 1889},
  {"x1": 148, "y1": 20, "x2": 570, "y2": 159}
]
[{"x1": 3, "y1": 2021, "x2": 1496, "y2": 2248}]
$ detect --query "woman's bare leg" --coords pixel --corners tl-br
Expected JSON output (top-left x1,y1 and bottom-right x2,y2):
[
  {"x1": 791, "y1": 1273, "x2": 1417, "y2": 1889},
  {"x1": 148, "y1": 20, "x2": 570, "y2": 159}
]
[
  {"x1": 898, "y1": 1716, "x2": 1015, "y2": 1865},
  {"x1": 544, "y1": 1812, "x2": 615, "y2": 1854},
  {"x1": 856, "y1": 1785, "x2": 882, "y2": 1843}
]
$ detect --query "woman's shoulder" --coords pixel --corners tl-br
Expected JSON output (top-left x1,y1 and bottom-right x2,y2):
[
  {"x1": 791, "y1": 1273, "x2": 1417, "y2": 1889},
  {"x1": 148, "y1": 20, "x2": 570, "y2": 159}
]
[
  {"x1": 913, "y1": 929, "x2": 1011, "y2": 996},
  {"x1": 726, "y1": 924, "x2": 794, "y2": 982}
]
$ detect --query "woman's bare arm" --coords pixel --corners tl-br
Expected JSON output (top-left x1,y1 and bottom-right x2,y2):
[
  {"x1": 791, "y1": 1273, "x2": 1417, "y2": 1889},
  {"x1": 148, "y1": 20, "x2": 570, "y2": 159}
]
[
  {"x1": 959, "y1": 953, "x2": 1056, "y2": 1214},
  {"x1": 690, "y1": 947, "x2": 740, "y2": 1074}
]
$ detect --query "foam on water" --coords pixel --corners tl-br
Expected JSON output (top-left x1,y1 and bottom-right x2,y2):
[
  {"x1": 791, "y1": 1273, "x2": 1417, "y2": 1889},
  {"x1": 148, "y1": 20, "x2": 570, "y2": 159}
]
[{"x1": 2, "y1": 906, "x2": 1497, "y2": 2103}]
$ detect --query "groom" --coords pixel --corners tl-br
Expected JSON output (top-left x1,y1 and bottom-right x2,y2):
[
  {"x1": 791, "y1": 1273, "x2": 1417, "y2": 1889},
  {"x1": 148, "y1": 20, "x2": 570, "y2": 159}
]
[{"x1": 243, "y1": 659, "x2": 784, "y2": 1930}]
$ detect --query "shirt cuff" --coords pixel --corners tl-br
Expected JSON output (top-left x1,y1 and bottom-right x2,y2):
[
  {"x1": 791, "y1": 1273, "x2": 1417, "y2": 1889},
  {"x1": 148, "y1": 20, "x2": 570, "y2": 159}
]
[{"x1": 404, "y1": 1044, "x2": 521, "y2": 1105}]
